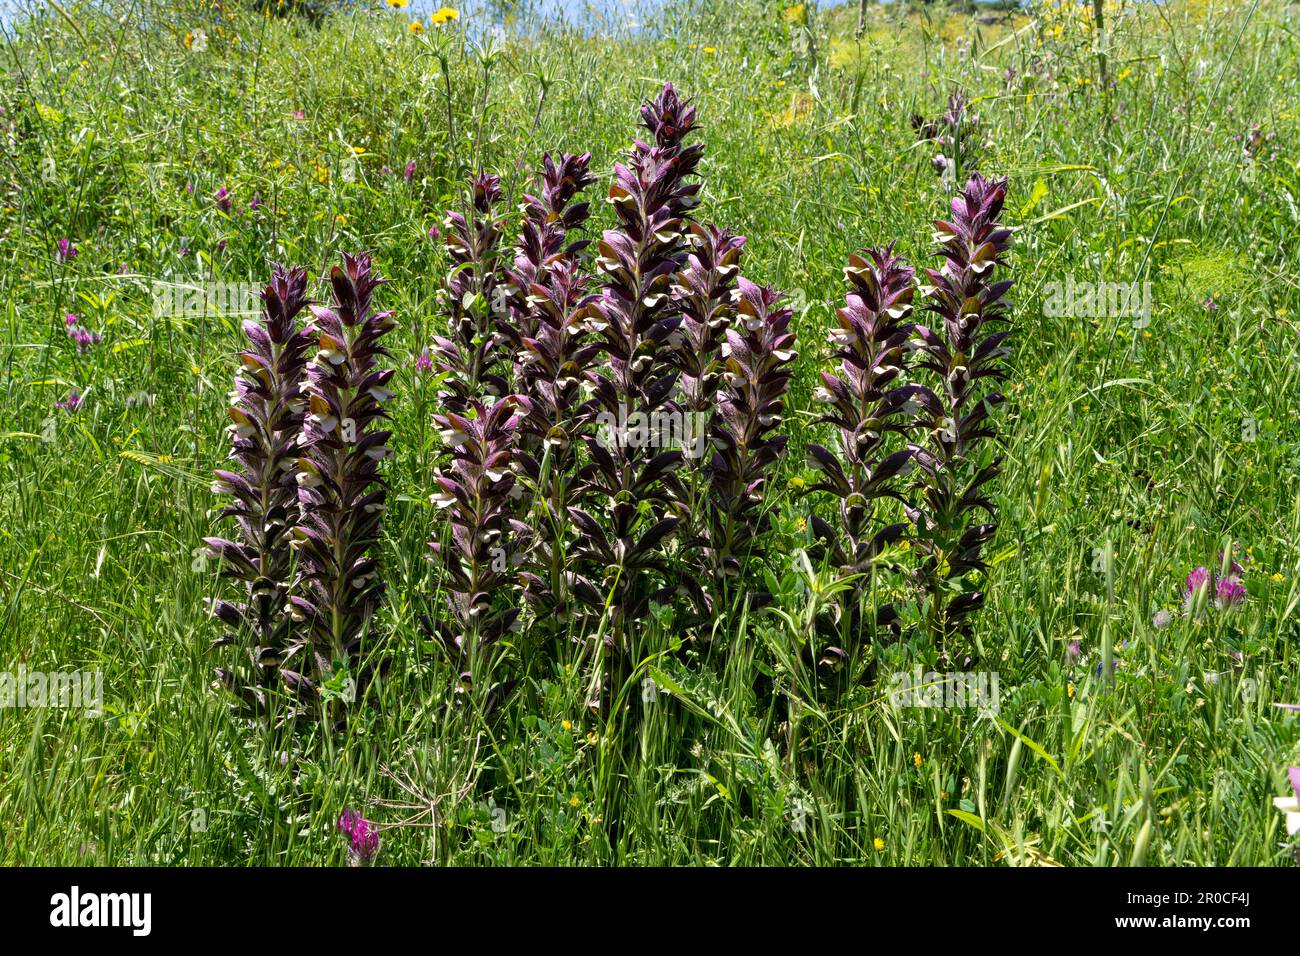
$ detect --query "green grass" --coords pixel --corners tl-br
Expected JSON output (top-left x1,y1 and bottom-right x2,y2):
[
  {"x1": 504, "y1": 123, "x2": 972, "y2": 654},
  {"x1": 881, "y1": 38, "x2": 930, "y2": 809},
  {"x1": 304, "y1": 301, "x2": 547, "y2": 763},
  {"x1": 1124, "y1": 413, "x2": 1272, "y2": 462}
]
[{"x1": 1, "y1": 0, "x2": 1298, "y2": 865}]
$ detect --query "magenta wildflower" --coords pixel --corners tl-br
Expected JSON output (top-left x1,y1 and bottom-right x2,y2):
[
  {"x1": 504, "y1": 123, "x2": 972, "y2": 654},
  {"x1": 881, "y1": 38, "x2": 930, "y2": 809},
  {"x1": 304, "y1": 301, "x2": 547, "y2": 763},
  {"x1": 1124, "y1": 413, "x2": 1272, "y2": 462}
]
[
  {"x1": 214, "y1": 187, "x2": 232, "y2": 212},
  {"x1": 1153, "y1": 609, "x2": 1173, "y2": 628},
  {"x1": 1183, "y1": 562, "x2": 1246, "y2": 613},
  {"x1": 427, "y1": 225, "x2": 440, "y2": 241},
  {"x1": 63, "y1": 313, "x2": 100, "y2": 351},
  {"x1": 404, "y1": 160, "x2": 416, "y2": 183},
  {"x1": 415, "y1": 347, "x2": 433, "y2": 373},
  {"x1": 248, "y1": 195, "x2": 263, "y2": 212},
  {"x1": 293, "y1": 110, "x2": 306, "y2": 121},
  {"x1": 337, "y1": 810, "x2": 380, "y2": 866},
  {"x1": 56, "y1": 238, "x2": 77, "y2": 263},
  {"x1": 1215, "y1": 576, "x2": 1246, "y2": 607},
  {"x1": 56, "y1": 390, "x2": 82, "y2": 412},
  {"x1": 1066, "y1": 640, "x2": 1081, "y2": 661},
  {"x1": 1290, "y1": 767, "x2": 1300, "y2": 800},
  {"x1": 68, "y1": 326, "x2": 101, "y2": 353}
]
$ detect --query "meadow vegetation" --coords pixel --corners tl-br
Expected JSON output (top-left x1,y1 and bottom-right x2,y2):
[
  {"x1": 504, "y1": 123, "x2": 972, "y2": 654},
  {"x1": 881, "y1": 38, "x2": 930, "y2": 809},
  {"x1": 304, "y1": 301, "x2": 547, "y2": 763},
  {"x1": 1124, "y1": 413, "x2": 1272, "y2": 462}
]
[{"x1": 1, "y1": 0, "x2": 1298, "y2": 865}]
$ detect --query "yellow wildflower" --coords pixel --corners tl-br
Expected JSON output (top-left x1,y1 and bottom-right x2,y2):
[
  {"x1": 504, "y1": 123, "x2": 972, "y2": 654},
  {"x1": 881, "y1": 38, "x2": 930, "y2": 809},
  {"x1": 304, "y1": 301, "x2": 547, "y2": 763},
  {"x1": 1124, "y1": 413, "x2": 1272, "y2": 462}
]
[
  {"x1": 431, "y1": 6, "x2": 459, "y2": 23},
  {"x1": 409, "y1": 20, "x2": 423, "y2": 33},
  {"x1": 386, "y1": 0, "x2": 408, "y2": 8},
  {"x1": 873, "y1": 837, "x2": 885, "y2": 851}
]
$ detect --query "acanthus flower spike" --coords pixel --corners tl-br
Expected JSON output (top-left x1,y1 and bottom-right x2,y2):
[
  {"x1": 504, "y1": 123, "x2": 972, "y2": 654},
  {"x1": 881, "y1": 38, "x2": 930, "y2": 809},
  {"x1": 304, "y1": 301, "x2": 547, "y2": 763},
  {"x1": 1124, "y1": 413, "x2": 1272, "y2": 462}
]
[
  {"x1": 570, "y1": 84, "x2": 703, "y2": 668},
  {"x1": 509, "y1": 151, "x2": 598, "y2": 460},
  {"x1": 665, "y1": 223, "x2": 747, "y2": 611},
  {"x1": 289, "y1": 253, "x2": 396, "y2": 717},
  {"x1": 907, "y1": 173, "x2": 1013, "y2": 658},
  {"x1": 206, "y1": 264, "x2": 313, "y2": 716},
  {"x1": 432, "y1": 172, "x2": 510, "y2": 411},
  {"x1": 806, "y1": 245, "x2": 932, "y2": 643},
  {"x1": 705, "y1": 278, "x2": 796, "y2": 588},
  {"x1": 493, "y1": 152, "x2": 600, "y2": 625},
  {"x1": 425, "y1": 396, "x2": 530, "y2": 691},
  {"x1": 505, "y1": 151, "x2": 595, "y2": 359},
  {"x1": 671, "y1": 223, "x2": 746, "y2": 437}
]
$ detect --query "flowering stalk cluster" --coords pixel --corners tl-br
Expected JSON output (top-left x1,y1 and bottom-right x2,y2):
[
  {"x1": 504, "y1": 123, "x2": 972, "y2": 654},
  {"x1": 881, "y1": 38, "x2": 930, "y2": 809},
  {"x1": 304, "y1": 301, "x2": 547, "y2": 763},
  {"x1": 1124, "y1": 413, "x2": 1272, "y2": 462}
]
[
  {"x1": 907, "y1": 174, "x2": 1013, "y2": 653},
  {"x1": 207, "y1": 264, "x2": 312, "y2": 712},
  {"x1": 290, "y1": 254, "x2": 396, "y2": 705},
  {"x1": 416, "y1": 87, "x2": 811, "y2": 705}
]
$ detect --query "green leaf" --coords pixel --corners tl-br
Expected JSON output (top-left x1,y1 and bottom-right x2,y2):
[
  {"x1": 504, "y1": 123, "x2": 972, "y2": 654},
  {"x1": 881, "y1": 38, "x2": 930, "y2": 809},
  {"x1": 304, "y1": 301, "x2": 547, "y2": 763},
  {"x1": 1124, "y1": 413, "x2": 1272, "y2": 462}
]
[{"x1": 946, "y1": 809, "x2": 985, "y2": 832}]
